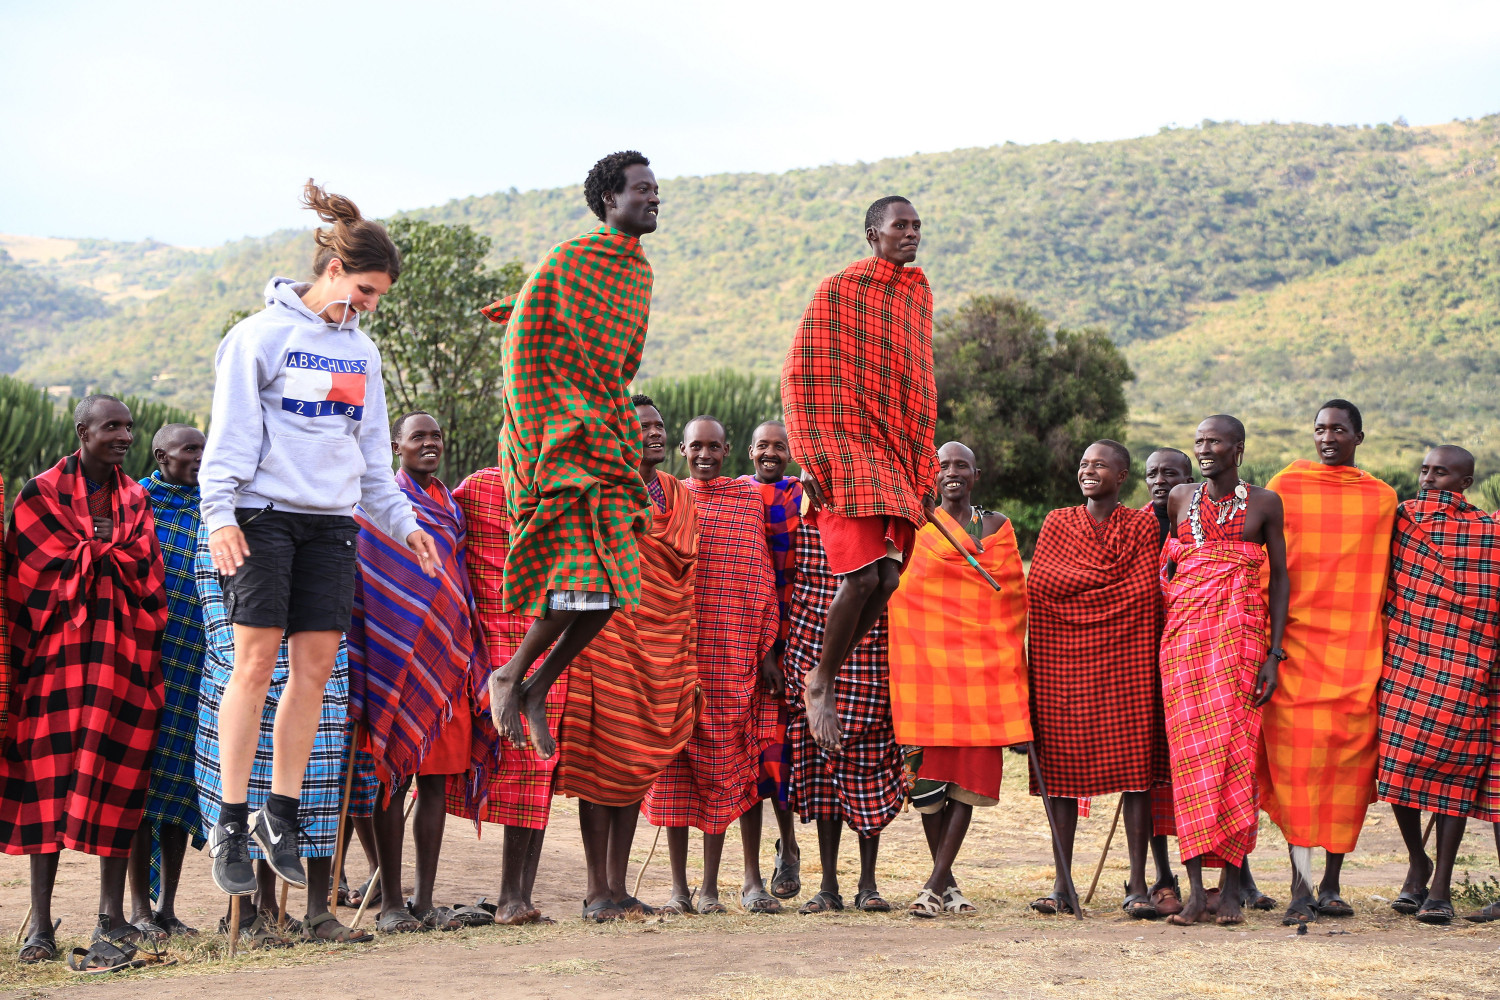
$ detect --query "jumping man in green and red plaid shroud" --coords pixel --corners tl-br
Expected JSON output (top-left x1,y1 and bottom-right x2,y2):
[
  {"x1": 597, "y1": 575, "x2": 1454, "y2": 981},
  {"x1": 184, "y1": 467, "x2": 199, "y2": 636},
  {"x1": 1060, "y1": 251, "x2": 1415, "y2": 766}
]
[
  {"x1": 483, "y1": 152, "x2": 660, "y2": 760},
  {"x1": 781, "y1": 197, "x2": 939, "y2": 754}
]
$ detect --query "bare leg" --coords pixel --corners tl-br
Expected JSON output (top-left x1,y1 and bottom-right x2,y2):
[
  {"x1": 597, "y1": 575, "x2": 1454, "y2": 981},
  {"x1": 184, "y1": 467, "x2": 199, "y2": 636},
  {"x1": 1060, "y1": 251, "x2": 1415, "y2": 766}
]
[
  {"x1": 301, "y1": 857, "x2": 358, "y2": 939},
  {"x1": 520, "y1": 826, "x2": 548, "y2": 914},
  {"x1": 1391, "y1": 803, "x2": 1434, "y2": 897},
  {"x1": 490, "y1": 608, "x2": 615, "y2": 758},
  {"x1": 920, "y1": 801, "x2": 973, "y2": 895},
  {"x1": 771, "y1": 798, "x2": 800, "y2": 893},
  {"x1": 804, "y1": 561, "x2": 900, "y2": 752},
  {"x1": 700, "y1": 832, "x2": 726, "y2": 908},
  {"x1": 217, "y1": 626, "x2": 282, "y2": 803},
  {"x1": 272, "y1": 630, "x2": 340, "y2": 798},
  {"x1": 21, "y1": 854, "x2": 60, "y2": 960},
  {"x1": 857, "y1": 831, "x2": 881, "y2": 895},
  {"x1": 1177, "y1": 857, "x2": 1208, "y2": 923},
  {"x1": 740, "y1": 801, "x2": 767, "y2": 895},
  {"x1": 495, "y1": 825, "x2": 542, "y2": 923},
  {"x1": 154, "y1": 825, "x2": 189, "y2": 921},
  {"x1": 1430, "y1": 814, "x2": 1468, "y2": 904},
  {"x1": 1046, "y1": 796, "x2": 1079, "y2": 906},
  {"x1": 579, "y1": 800, "x2": 613, "y2": 910},
  {"x1": 127, "y1": 824, "x2": 154, "y2": 923},
  {"x1": 372, "y1": 778, "x2": 414, "y2": 923},
  {"x1": 410, "y1": 774, "x2": 447, "y2": 914},
  {"x1": 816, "y1": 818, "x2": 842, "y2": 896},
  {"x1": 1121, "y1": 791, "x2": 1151, "y2": 898},
  {"x1": 98, "y1": 855, "x2": 130, "y2": 927},
  {"x1": 1216, "y1": 864, "x2": 1245, "y2": 924},
  {"x1": 1319, "y1": 851, "x2": 1346, "y2": 902},
  {"x1": 1150, "y1": 834, "x2": 1174, "y2": 888},
  {"x1": 666, "y1": 826, "x2": 691, "y2": 903},
  {"x1": 603, "y1": 804, "x2": 639, "y2": 906}
]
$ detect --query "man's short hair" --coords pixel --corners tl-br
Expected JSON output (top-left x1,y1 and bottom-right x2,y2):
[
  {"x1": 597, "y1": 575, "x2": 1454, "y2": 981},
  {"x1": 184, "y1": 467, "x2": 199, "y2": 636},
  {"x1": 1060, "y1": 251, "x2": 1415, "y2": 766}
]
[
  {"x1": 751, "y1": 419, "x2": 786, "y2": 436},
  {"x1": 585, "y1": 151, "x2": 650, "y2": 221},
  {"x1": 1149, "y1": 446, "x2": 1192, "y2": 468},
  {"x1": 74, "y1": 393, "x2": 125, "y2": 427},
  {"x1": 1091, "y1": 439, "x2": 1131, "y2": 469},
  {"x1": 152, "y1": 422, "x2": 198, "y2": 452},
  {"x1": 1203, "y1": 414, "x2": 1247, "y2": 444},
  {"x1": 630, "y1": 393, "x2": 656, "y2": 408},
  {"x1": 1317, "y1": 398, "x2": 1362, "y2": 435},
  {"x1": 391, "y1": 409, "x2": 434, "y2": 440},
  {"x1": 864, "y1": 196, "x2": 912, "y2": 233},
  {"x1": 684, "y1": 414, "x2": 727, "y2": 440}
]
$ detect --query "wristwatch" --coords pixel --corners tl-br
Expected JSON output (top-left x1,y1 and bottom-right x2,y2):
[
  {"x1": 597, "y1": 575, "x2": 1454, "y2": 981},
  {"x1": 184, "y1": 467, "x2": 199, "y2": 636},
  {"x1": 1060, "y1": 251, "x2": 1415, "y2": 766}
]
[{"x1": 1271, "y1": 647, "x2": 1288, "y2": 661}]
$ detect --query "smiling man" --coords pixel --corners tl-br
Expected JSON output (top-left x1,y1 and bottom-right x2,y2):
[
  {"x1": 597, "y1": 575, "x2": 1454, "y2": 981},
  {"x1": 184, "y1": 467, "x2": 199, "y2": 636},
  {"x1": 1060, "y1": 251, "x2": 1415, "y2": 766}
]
[
  {"x1": 888, "y1": 442, "x2": 1031, "y2": 917},
  {"x1": 1025, "y1": 440, "x2": 1168, "y2": 918},
  {"x1": 782, "y1": 196, "x2": 939, "y2": 755},
  {"x1": 1376, "y1": 446, "x2": 1498, "y2": 925},
  {"x1": 348, "y1": 411, "x2": 497, "y2": 934},
  {"x1": 737, "y1": 419, "x2": 806, "y2": 901},
  {"x1": 483, "y1": 151, "x2": 660, "y2": 761},
  {"x1": 4, "y1": 395, "x2": 169, "y2": 966},
  {"x1": 1160, "y1": 415, "x2": 1289, "y2": 926},
  {"x1": 1261, "y1": 399, "x2": 1396, "y2": 925},
  {"x1": 644, "y1": 416, "x2": 780, "y2": 914}
]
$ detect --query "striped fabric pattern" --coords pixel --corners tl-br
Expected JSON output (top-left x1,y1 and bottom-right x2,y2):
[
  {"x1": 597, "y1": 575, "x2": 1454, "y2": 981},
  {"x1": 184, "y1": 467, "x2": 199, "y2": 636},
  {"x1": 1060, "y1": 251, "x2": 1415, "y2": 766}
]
[
  {"x1": 888, "y1": 510, "x2": 1031, "y2": 748},
  {"x1": 554, "y1": 470, "x2": 700, "y2": 807},
  {"x1": 445, "y1": 467, "x2": 563, "y2": 830},
  {"x1": 1378, "y1": 490, "x2": 1500, "y2": 818},
  {"x1": 193, "y1": 526, "x2": 376, "y2": 857},
  {"x1": 741, "y1": 475, "x2": 802, "y2": 805},
  {"x1": 484, "y1": 225, "x2": 652, "y2": 618},
  {"x1": 782, "y1": 256, "x2": 938, "y2": 526},
  {"x1": 643, "y1": 477, "x2": 778, "y2": 834},
  {"x1": 349, "y1": 471, "x2": 496, "y2": 800},
  {"x1": 784, "y1": 518, "x2": 909, "y2": 835},
  {"x1": 1259, "y1": 460, "x2": 1396, "y2": 853}
]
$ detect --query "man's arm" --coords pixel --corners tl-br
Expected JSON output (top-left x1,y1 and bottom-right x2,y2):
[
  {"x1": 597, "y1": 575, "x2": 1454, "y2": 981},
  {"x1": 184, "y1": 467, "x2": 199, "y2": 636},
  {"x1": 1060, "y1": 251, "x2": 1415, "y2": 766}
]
[{"x1": 1256, "y1": 489, "x2": 1290, "y2": 706}]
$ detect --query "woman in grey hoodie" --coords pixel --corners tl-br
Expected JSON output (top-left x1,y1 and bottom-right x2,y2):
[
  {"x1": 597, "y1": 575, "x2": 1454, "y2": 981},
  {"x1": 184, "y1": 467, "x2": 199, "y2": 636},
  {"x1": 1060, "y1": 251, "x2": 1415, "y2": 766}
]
[{"x1": 199, "y1": 182, "x2": 437, "y2": 931}]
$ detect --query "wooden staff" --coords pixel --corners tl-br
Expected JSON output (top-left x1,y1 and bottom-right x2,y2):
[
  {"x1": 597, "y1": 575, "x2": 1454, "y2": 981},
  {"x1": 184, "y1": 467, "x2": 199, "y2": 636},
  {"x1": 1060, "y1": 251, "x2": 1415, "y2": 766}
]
[
  {"x1": 633, "y1": 825, "x2": 664, "y2": 898},
  {"x1": 277, "y1": 882, "x2": 289, "y2": 933},
  {"x1": 1422, "y1": 813, "x2": 1436, "y2": 849},
  {"x1": 926, "y1": 510, "x2": 1002, "y2": 591},
  {"x1": 1026, "y1": 742, "x2": 1083, "y2": 919},
  {"x1": 330, "y1": 722, "x2": 361, "y2": 923},
  {"x1": 1084, "y1": 797, "x2": 1124, "y2": 905},
  {"x1": 228, "y1": 895, "x2": 241, "y2": 959},
  {"x1": 13, "y1": 903, "x2": 32, "y2": 944}
]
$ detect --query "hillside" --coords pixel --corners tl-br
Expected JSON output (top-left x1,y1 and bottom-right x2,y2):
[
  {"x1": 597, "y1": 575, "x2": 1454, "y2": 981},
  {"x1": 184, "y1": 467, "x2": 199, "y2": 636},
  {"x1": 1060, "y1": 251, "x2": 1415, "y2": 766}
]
[{"x1": 2, "y1": 117, "x2": 1498, "y2": 472}]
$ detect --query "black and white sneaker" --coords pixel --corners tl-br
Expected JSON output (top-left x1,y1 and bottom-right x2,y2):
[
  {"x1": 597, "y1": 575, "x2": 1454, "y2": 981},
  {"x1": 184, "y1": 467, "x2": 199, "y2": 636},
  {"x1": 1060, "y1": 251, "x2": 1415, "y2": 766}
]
[
  {"x1": 207, "y1": 820, "x2": 256, "y2": 896},
  {"x1": 249, "y1": 807, "x2": 306, "y2": 888}
]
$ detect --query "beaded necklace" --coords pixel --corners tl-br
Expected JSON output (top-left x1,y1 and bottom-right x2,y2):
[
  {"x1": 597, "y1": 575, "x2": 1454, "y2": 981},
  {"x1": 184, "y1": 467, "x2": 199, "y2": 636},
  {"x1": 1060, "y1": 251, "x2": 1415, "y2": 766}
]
[{"x1": 1188, "y1": 480, "x2": 1248, "y2": 546}]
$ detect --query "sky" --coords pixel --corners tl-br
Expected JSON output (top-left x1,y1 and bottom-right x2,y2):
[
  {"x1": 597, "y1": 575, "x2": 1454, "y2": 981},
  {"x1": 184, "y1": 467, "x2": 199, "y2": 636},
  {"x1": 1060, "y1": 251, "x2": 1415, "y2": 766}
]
[{"x1": 4, "y1": 0, "x2": 1499, "y2": 246}]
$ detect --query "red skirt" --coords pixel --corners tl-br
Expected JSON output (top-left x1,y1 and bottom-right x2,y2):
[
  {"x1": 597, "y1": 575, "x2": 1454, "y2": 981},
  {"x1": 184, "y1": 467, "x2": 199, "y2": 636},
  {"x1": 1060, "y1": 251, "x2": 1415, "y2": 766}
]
[
  {"x1": 815, "y1": 509, "x2": 916, "y2": 576},
  {"x1": 921, "y1": 745, "x2": 1005, "y2": 801}
]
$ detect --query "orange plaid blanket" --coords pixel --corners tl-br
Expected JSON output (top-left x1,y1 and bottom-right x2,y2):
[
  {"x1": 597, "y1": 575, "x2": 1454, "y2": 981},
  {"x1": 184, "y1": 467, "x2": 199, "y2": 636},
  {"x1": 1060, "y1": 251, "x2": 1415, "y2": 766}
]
[
  {"x1": 1258, "y1": 460, "x2": 1396, "y2": 852},
  {"x1": 888, "y1": 510, "x2": 1031, "y2": 747}
]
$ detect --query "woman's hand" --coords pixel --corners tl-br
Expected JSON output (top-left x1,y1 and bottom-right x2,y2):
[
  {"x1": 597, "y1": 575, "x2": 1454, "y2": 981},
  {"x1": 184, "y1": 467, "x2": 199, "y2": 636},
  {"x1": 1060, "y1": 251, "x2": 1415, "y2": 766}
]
[
  {"x1": 407, "y1": 529, "x2": 439, "y2": 577},
  {"x1": 209, "y1": 525, "x2": 251, "y2": 576}
]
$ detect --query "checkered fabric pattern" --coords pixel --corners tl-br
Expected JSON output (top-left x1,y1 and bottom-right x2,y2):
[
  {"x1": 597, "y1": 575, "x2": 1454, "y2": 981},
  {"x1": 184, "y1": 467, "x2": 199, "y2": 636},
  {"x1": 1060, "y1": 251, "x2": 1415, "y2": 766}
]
[
  {"x1": 0, "y1": 474, "x2": 8, "y2": 745},
  {"x1": 643, "y1": 477, "x2": 778, "y2": 834},
  {"x1": 783, "y1": 518, "x2": 909, "y2": 835},
  {"x1": 741, "y1": 476, "x2": 803, "y2": 805},
  {"x1": 350, "y1": 471, "x2": 496, "y2": 798},
  {"x1": 781, "y1": 256, "x2": 938, "y2": 526},
  {"x1": 1377, "y1": 490, "x2": 1500, "y2": 818},
  {"x1": 554, "y1": 471, "x2": 700, "y2": 807},
  {"x1": 140, "y1": 473, "x2": 208, "y2": 897},
  {"x1": 1159, "y1": 493, "x2": 1268, "y2": 867},
  {"x1": 0, "y1": 454, "x2": 167, "y2": 857},
  {"x1": 1259, "y1": 460, "x2": 1395, "y2": 852},
  {"x1": 888, "y1": 509, "x2": 1031, "y2": 747},
  {"x1": 445, "y1": 467, "x2": 563, "y2": 830},
  {"x1": 1026, "y1": 504, "x2": 1168, "y2": 799},
  {"x1": 484, "y1": 225, "x2": 651, "y2": 618},
  {"x1": 193, "y1": 526, "x2": 375, "y2": 857}
]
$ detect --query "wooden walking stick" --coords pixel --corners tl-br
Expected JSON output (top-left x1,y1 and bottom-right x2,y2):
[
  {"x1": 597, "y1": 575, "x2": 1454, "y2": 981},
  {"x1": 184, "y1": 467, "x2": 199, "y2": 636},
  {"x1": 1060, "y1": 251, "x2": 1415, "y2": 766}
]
[
  {"x1": 351, "y1": 794, "x2": 418, "y2": 929},
  {"x1": 1084, "y1": 797, "x2": 1124, "y2": 905},
  {"x1": 1026, "y1": 741, "x2": 1083, "y2": 919},
  {"x1": 330, "y1": 722, "x2": 361, "y2": 923},
  {"x1": 13, "y1": 903, "x2": 32, "y2": 944},
  {"x1": 228, "y1": 895, "x2": 241, "y2": 959},
  {"x1": 277, "y1": 881, "x2": 289, "y2": 933},
  {"x1": 1421, "y1": 813, "x2": 1436, "y2": 849},
  {"x1": 927, "y1": 510, "x2": 1002, "y2": 591},
  {"x1": 633, "y1": 825, "x2": 664, "y2": 898}
]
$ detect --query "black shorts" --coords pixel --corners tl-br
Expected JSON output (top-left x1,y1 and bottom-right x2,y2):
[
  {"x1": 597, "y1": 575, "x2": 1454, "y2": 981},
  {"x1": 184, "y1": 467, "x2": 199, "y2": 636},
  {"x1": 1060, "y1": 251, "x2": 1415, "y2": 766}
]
[{"x1": 223, "y1": 507, "x2": 359, "y2": 634}]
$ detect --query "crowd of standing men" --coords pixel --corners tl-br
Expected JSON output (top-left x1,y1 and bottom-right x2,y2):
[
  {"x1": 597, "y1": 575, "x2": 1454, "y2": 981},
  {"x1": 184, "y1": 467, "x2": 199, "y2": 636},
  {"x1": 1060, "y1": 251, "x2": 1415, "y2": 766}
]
[{"x1": 3, "y1": 151, "x2": 1499, "y2": 973}]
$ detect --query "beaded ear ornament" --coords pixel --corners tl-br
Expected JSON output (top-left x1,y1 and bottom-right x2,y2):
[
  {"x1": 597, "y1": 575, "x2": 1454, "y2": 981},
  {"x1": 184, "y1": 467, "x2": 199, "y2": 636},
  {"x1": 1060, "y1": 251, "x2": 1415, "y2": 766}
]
[{"x1": 1189, "y1": 481, "x2": 1249, "y2": 545}]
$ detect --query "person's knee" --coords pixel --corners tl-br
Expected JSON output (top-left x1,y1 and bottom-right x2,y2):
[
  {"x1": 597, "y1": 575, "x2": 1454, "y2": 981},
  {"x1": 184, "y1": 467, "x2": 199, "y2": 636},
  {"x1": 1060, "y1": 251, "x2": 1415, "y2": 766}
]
[
  {"x1": 876, "y1": 560, "x2": 901, "y2": 597},
  {"x1": 841, "y1": 564, "x2": 881, "y2": 599}
]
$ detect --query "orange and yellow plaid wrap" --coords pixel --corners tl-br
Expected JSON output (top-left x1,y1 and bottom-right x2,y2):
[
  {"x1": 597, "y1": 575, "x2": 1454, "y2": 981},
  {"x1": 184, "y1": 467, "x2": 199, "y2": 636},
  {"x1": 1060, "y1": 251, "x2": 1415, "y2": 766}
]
[
  {"x1": 1258, "y1": 460, "x2": 1396, "y2": 853},
  {"x1": 887, "y1": 510, "x2": 1031, "y2": 747}
]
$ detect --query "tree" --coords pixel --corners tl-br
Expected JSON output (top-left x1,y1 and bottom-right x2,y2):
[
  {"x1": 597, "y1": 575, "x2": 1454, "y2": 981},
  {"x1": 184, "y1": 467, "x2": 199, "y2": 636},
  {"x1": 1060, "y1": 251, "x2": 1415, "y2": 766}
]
[
  {"x1": 363, "y1": 219, "x2": 525, "y2": 482},
  {"x1": 933, "y1": 294, "x2": 1135, "y2": 511},
  {"x1": 634, "y1": 369, "x2": 785, "y2": 479}
]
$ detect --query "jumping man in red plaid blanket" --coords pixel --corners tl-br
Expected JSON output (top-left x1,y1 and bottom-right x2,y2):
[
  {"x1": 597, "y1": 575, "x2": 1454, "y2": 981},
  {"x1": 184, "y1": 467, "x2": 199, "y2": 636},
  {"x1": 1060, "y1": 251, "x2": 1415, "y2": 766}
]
[
  {"x1": 4, "y1": 396, "x2": 169, "y2": 967},
  {"x1": 781, "y1": 197, "x2": 938, "y2": 753}
]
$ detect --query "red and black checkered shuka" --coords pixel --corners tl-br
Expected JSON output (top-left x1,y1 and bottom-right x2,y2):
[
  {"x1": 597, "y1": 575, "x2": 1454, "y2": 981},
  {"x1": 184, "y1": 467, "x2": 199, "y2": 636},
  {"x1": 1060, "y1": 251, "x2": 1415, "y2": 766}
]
[
  {"x1": 0, "y1": 454, "x2": 167, "y2": 857},
  {"x1": 783, "y1": 518, "x2": 909, "y2": 835},
  {"x1": 642, "y1": 477, "x2": 778, "y2": 834},
  {"x1": 1378, "y1": 491, "x2": 1500, "y2": 818},
  {"x1": 781, "y1": 256, "x2": 938, "y2": 527},
  {"x1": 1026, "y1": 504, "x2": 1168, "y2": 799}
]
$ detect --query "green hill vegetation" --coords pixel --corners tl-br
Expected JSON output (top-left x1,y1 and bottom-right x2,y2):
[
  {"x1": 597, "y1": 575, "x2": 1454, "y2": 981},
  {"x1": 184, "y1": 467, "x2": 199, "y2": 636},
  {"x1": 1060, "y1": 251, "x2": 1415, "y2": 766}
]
[{"x1": 2, "y1": 116, "x2": 1498, "y2": 478}]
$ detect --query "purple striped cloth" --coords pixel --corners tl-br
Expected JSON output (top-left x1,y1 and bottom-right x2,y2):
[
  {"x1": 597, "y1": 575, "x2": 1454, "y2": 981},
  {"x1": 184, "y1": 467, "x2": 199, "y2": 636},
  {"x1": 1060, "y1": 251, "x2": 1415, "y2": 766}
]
[{"x1": 348, "y1": 470, "x2": 495, "y2": 801}]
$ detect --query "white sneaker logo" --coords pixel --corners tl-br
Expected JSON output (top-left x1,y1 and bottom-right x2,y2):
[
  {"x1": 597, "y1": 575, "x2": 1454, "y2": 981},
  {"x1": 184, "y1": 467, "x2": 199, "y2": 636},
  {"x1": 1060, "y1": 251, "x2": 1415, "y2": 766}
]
[{"x1": 266, "y1": 825, "x2": 282, "y2": 846}]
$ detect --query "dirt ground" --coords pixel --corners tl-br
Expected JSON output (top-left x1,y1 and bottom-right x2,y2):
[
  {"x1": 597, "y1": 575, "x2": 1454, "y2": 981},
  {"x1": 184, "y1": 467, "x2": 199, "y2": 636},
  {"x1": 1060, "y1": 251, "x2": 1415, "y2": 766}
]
[{"x1": 4, "y1": 766, "x2": 1500, "y2": 1000}]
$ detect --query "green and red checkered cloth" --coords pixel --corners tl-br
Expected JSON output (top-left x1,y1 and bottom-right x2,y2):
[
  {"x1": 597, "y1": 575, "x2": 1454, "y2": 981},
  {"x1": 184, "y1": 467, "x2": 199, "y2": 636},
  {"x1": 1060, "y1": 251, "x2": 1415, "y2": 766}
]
[{"x1": 483, "y1": 225, "x2": 652, "y2": 618}]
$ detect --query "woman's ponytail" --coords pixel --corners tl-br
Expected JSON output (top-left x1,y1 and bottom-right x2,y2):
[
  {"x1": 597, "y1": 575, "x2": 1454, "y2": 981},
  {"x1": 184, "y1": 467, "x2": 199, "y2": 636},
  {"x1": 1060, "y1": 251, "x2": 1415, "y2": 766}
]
[{"x1": 302, "y1": 179, "x2": 402, "y2": 282}]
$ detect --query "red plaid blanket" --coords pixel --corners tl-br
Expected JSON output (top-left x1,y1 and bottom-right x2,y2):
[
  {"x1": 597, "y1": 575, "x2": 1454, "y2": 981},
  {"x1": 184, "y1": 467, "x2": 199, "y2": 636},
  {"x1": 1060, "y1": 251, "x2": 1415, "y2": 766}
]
[
  {"x1": 0, "y1": 454, "x2": 167, "y2": 856},
  {"x1": 782, "y1": 256, "x2": 937, "y2": 526},
  {"x1": 1026, "y1": 504, "x2": 1168, "y2": 798}
]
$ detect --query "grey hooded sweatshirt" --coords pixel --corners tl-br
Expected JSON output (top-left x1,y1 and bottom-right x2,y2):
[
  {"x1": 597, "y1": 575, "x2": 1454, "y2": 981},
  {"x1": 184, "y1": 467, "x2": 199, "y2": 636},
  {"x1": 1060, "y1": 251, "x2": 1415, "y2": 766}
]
[{"x1": 199, "y1": 277, "x2": 420, "y2": 543}]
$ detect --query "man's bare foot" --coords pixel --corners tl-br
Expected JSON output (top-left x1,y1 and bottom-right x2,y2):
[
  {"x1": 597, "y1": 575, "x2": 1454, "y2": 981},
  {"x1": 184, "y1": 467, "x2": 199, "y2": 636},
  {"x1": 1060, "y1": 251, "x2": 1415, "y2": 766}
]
[
  {"x1": 803, "y1": 678, "x2": 842, "y2": 752},
  {"x1": 1168, "y1": 889, "x2": 1210, "y2": 925},
  {"x1": 487, "y1": 667, "x2": 526, "y2": 746},
  {"x1": 1215, "y1": 893, "x2": 1245, "y2": 925},
  {"x1": 493, "y1": 899, "x2": 539, "y2": 925},
  {"x1": 519, "y1": 681, "x2": 556, "y2": 759}
]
